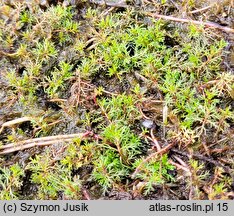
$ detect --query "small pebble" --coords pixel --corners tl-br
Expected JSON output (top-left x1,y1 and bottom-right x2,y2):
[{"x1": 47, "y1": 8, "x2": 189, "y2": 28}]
[
  {"x1": 40, "y1": 0, "x2": 48, "y2": 7},
  {"x1": 63, "y1": 0, "x2": 70, "y2": 7},
  {"x1": 141, "y1": 119, "x2": 155, "y2": 129}
]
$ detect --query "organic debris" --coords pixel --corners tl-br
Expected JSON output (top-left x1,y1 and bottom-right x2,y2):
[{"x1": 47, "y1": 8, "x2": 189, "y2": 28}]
[{"x1": 0, "y1": 0, "x2": 233, "y2": 200}]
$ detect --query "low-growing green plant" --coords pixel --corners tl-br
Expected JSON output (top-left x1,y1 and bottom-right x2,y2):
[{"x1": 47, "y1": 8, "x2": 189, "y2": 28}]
[
  {"x1": 89, "y1": 94, "x2": 142, "y2": 192},
  {"x1": 27, "y1": 149, "x2": 82, "y2": 199},
  {"x1": 46, "y1": 61, "x2": 73, "y2": 98},
  {"x1": 92, "y1": 150, "x2": 129, "y2": 193},
  {"x1": 98, "y1": 94, "x2": 140, "y2": 124},
  {"x1": 0, "y1": 0, "x2": 233, "y2": 200},
  {"x1": 187, "y1": 160, "x2": 210, "y2": 199},
  {"x1": 133, "y1": 155, "x2": 175, "y2": 195},
  {"x1": 102, "y1": 123, "x2": 141, "y2": 165},
  {"x1": 0, "y1": 164, "x2": 24, "y2": 200}
]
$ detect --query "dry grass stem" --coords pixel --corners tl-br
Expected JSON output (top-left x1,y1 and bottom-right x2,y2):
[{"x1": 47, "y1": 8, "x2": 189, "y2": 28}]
[
  {"x1": 147, "y1": 13, "x2": 234, "y2": 33},
  {"x1": 0, "y1": 133, "x2": 85, "y2": 155},
  {"x1": 189, "y1": 5, "x2": 214, "y2": 14},
  {"x1": 0, "y1": 117, "x2": 33, "y2": 134},
  {"x1": 132, "y1": 141, "x2": 177, "y2": 178}
]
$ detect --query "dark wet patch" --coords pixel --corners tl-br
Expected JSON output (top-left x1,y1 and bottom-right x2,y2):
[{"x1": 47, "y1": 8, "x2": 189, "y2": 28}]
[
  {"x1": 72, "y1": 165, "x2": 93, "y2": 179},
  {"x1": 126, "y1": 42, "x2": 136, "y2": 56},
  {"x1": 45, "y1": 101, "x2": 62, "y2": 111},
  {"x1": 19, "y1": 170, "x2": 38, "y2": 199},
  {"x1": 16, "y1": 66, "x2": 26, "y2": 76},
  {"x1": 164, "y1": 35, "x2": 179, "y2": 48},
  {"x1": 18, "y1": 121, "x2": 34, "y2": 135},
  {"x1": 0, "y1": 0, "x2": 233, "y2": 200}
]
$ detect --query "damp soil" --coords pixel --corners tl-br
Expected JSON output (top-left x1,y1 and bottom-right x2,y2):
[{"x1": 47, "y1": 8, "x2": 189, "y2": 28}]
[{"x1": 0, "y1": 0, "x2": 234, "y2": 200}]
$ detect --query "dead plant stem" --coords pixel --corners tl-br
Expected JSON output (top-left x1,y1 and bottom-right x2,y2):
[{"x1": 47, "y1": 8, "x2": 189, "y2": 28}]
[
  {"x1": 132, "y1": 141, "x2": 176, "y2": 178},
  {"x1": 146, "y1": 13, "x2": 234, "y2": 33}
]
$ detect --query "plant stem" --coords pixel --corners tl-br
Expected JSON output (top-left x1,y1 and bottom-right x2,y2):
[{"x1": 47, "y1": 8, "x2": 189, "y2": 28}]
[
  {"x1": 0, "y1": 132, "x2": 93, "y2": 155},
  {"x1": 146, "y1": 12, "x2": 234, "y2": 33}
]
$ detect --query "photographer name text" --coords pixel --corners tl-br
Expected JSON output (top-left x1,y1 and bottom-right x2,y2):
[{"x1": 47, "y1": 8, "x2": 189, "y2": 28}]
[{"x1": 3, "y1": 202, "x2": 89, "y2": 213}]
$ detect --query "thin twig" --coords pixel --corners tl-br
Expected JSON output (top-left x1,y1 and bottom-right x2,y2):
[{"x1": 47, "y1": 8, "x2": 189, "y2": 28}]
[
  {"x1": 0, "y1": 132, "x2": 92, "y2": 155},
  {"x1": 90, "y1": 0, "x2": 128, "y2": 8},
  {"x1": 168, "y1": 0, "x2": 182, "y2": 11},
  {"x1": 173, "y1": 155, "x2": 188, "y2": 168},
  {"x1": 150, "y1": 128, "x2": 161, "y2": 151},
  {"x1": 134, "y1": 71, "x2": 149, "y2": 83},
  {"x1": 138, "y1": 105, "x2": 151, "y2": 120},
  {"x1": 0, "y1": 133, "x2": 83, "y2": 150},
  {"x1": 86, "y1": 43, "x2": 100, "y2": 51},
  {"x1": 49, "y1": 99, "x2": 67, "y2": 103},
  {"x1": 0, "y1": 117, "x2": 33, "y2": 134},
  {"x1": 132, "y1": 141, "x2": 177, "y2": 178},
  {"x1": 85, "y1": 37, "x2": 97, "y2": 47},
  {"x1": 169, "y1": 159, "x2": 191, "y2": 173},
  {"x1": 33, "y1": 119, "x2": 63, "y2": 135},
  {"x1": 0, "y1": 139, "x2": 73, "y2": 155},
  {"x1": 146, "y1": 12, "x2": 234, "y2": 33},
  {"x1": 189, "y1": 5, "x2": 214, "y2": 14},
  {"x1": 171, "y1": 148, "x2": 231, "y2": 173},
  {"x1": 82, "y1": 188, "x2": 91, "y2": 200},
  {"x1": 101, "y1": 6, "x2": 116, "y2": 16}
]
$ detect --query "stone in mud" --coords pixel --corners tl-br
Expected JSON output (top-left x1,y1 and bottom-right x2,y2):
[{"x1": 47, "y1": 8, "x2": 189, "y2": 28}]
[{"x1": 141, "y1": 119, "x2": 155, "y2": 129}]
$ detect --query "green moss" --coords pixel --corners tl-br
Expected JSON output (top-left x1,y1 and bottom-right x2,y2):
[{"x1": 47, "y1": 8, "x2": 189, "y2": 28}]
[{"x1": 0, "y1": 1, "x2": 233, "y2": 199}]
